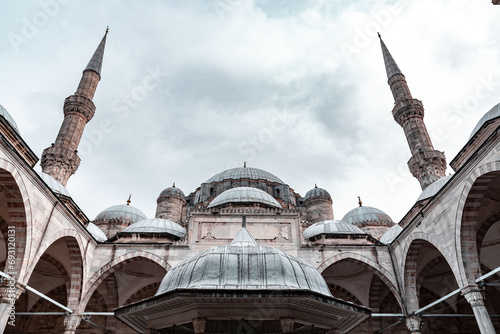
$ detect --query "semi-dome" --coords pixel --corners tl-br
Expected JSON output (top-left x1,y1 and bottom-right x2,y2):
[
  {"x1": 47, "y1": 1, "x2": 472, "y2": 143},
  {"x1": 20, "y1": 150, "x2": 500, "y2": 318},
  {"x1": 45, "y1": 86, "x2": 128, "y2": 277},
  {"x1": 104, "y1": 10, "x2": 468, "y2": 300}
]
[
  {"x1": 156, "y1": 227, "x2": 332, "y2": 297},
  {"x1": 94, "y1": 204, "x2": 146, "y2": 223},
  {"x1": 469, "y1": 102, "x2": 500, "y2": 139},
  {"x1": 205, "y1": 166, "x2": 284, "y2": 184},
  {"x1": 38, "y1": 172, "x2": 71, "y2": 197},
  {"x1": 304, "y1": 185, "x2": 332, "y2": 201},
  {"x1": 380, "y1": 224, "x2": 403, "y2": 244},
  {"x1": 208, "y1": 187, "x2": 282, "y2": 209},
  {"x1": 87, "y1": 222, "x2": 107, "y2": 242},
  {"x1": 303, "y1": 220, "x2": 365, "y2": 240},
  {"x1": 122, "y1": 218, "x2": 186, "y2": 239},
  {"x1": 0, "y1": 104, "x2": 20, "y2": 134},
  {"x1": 158, "y1": 184, "x2": 185, "y2": 199},
  {"x1": 417, "y1": 174, "x2": 453, "y2": 202},
  {"x1": 342, "y1": 205, "x2": 393, "y2": 226}
]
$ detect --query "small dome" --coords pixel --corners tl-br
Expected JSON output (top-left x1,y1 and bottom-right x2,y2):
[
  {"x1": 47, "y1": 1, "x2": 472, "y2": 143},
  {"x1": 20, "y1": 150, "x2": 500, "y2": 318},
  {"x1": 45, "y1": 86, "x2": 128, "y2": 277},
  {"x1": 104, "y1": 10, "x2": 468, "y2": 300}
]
[
  {"x1": 380, "y1": 224, "x2": 403, "y2": 244},
  {"x1": 94, "y1": 204, "x2": 146, "y2": 223},
  {"x1": 469, "y1": 102, "x2": 500, "y2": 139},
  {"x1": 417, "y1": 174, "x2": 453, "y2": 202},
  {"x1": 208, "y1": 187, "x2": 282, "y2": 209},
  {"x1": 158, "y1": 184, "x2": 185, "y2": 199},
  {"x1": 342, "y1": 206, "x2": 393, "y2": 226},
  {"x1": 38, "y1": 172, "x2": 71, "y2": 197},
  {"x1": 122, "y1": 218, "x2": 186, "y2": 239},
  {"x1": 86, "y1": 222, "x2": 107, "y2": 242},
  {"x1": 205, "y1": 167, "x2": 284, "y2": 184},
  {"x1": 156, "y1": 228, "x2": 332, "y2": 297},
  {"x1": 0, "y1": 104, "x2": 20, "y2": 134},
  {"x1": 304, "y1": 185, "x2": 332, "y2": 201},
  {"x1": 303, "y1": 220, "x2": 365, "y2": 239}
]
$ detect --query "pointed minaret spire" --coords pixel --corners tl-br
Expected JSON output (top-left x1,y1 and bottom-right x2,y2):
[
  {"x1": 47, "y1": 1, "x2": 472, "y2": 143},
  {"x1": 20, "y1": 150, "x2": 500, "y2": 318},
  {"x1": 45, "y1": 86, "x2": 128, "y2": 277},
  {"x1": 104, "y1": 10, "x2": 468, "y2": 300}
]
[
  {"x1": 379, "y1": 35, "x2": 446, "y2": 190},
  {"x1": 41, "y1": 29, "x2": 108, "y2": 186}
]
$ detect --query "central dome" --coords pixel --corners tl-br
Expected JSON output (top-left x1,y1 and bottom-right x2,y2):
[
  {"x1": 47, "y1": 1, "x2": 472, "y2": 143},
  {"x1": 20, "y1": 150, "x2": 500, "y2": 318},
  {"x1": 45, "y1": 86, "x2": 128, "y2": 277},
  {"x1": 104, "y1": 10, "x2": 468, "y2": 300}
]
[
  {"x1": 156, "y1": 228, "x2": 332, "y2": 296},
  {"x1": 205, "y1": 167, "x2": 284, "y2": 184}
]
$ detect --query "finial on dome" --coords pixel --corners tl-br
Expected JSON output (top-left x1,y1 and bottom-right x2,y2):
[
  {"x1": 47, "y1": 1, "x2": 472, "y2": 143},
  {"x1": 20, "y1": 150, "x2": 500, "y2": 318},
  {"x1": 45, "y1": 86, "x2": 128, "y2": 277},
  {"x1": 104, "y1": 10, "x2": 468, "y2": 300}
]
[
  {"x1": 106, "y1": 26, "x2": 109, "y2": 35},
  {"x1": 244, "y1": 161, "x2": 247, "y2": 168},
  {"x1": 358, "y1": 196, "x2": 362, "y2": 207},
  {"x1": 377, "y1": 32, "x2": 381, "y2": 39},
  {"x1": 127, "y1": 194, "x2": 131, "y2": 206},
  {"x1": 242, "y1": 216, "x2": 247, "y2": 228},
  {"x1": 315, "y1": 184, "x2": 318, "y2": 188},
  {"x1": 172, "y1": 182, "x2": 176, "y2": 188}
]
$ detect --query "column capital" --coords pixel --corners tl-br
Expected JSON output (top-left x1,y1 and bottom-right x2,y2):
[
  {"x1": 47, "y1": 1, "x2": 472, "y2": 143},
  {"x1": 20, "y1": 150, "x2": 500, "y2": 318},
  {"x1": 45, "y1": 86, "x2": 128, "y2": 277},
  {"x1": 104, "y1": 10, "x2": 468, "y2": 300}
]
[
  {"x1": 461, "y1": 283, "x2": 485, "y2": 307},
  {"x1": 193, "y1": 317, "x2": 207, "y2": 334},
  {"x1": 280, "y1": 317, "x2": 294, "y2": 333},
  {"x1": 63, "y1": 313, "x2": 81, "y2": 333},
  {"x1": 406, "y1": 315, "x2": 422, "y2": 333}
]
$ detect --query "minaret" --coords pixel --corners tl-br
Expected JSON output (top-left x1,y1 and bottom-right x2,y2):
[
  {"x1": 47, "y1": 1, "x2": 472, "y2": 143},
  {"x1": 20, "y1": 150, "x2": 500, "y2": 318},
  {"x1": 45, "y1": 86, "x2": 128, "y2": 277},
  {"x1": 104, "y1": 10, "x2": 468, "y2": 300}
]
[
  {"x1": 41, "y1": 28, "x2": 108, "y2": 186},
  {"x1": 379, "y1": 34, "x2": 446, "y2": 190}
]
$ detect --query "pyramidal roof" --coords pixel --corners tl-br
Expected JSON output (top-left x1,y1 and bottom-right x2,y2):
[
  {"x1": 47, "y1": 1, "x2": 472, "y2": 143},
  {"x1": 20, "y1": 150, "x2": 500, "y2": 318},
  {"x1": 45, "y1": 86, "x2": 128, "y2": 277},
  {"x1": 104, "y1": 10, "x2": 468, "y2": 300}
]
[
  {"x1": 379, "y1": 34, "x2": 403, "y2": 80},
  {"x1": 85, "y1": 28, "x2": 108, "y2": 78},
  {"x1": 229, "y1": 227, "x2": 259, "y2": 247}
]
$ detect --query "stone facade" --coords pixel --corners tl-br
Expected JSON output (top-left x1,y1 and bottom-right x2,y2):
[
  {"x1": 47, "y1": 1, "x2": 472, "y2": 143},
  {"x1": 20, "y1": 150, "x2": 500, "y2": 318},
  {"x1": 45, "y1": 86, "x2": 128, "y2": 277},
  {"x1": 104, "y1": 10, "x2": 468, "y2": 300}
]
[{"x1": 0, "y1": 31, "x2": 498, "y2": 334}]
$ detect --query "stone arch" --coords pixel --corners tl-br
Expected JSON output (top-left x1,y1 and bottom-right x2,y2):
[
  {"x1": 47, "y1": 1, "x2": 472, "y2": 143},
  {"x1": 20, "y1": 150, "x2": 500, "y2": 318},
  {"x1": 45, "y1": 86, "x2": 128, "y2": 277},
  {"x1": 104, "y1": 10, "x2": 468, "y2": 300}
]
[
  {"x1": 403, "y1": 238, "x2": 460, "y2": 314},
  {"x1": 476, "y1": 210, "x2": 500, "y2": 258},
  {"x1": 0, "y1": 161, "x2": 32, "y2": 281},
  {"x1": 125, "y1": 282, "x2": 161, "y2": 304},
  {"x1": 455, "y1": 161, "x2": 500, "y2": 285},
  {"x1": 317, "y1": 252, "x2": 402, "y2": 308},
  {"x1": 327, "y1": 283, "x2": 362, "y2": 305},
  {"x1": 80, "y1": 251, "x2": 170, "y2": 311}
]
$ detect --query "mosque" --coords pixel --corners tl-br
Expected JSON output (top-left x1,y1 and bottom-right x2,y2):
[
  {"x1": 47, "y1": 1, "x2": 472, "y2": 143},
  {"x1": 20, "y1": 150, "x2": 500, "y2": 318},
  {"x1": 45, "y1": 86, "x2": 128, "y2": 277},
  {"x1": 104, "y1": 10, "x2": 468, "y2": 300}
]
[{"x1": 0, "y1": 13, "x2": 499, "y2": 334}]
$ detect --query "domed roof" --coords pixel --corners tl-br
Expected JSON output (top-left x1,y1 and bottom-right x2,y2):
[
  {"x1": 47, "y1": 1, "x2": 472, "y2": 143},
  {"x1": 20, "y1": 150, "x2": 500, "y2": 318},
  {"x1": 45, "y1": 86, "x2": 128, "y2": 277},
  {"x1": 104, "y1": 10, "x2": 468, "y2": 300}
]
[
  {"x1": 208, "y1": 187, "x2": 282, "y2": 209},
  {"x1": 38, "y1": 172, "x2": 71, "y2": 197},
  {"x1": 417, "y1": 174, "x2": 453, "y2": 202},
  {"x1": 0, "y1": 104, "x2": 20, "y2": 134},
  {"x1": 342, "y1": 205, "x2": 393, "y2": 226},
  {"x1": 158, "y1": 184, "x2": 185, "y2": 199},
  {"x1": 86, "y1": 222, "x2": 107, "y2": 242},
  {"x1": 380, "y1": 224, "x2": 403, "y2": 244},
  {"x1": 122, "y1": 218, "x2": 186, "y2": 238},
  {"x1": 469, "y1": 102, "x2": 500, "y2": 139},
  {"x1": 156, "y1": 228, "x2": 332, "y2": 297},
  {"x1": 205, "y1": 166, "x2": 284, "y2": 184},
  {"x1": 94, "y1": 204, "x2": 146, "y2": 222},
  {"x1": 304, "y1": 185, "x2": 331, "y2": 201},
  {"x1": 303, "y1": 220, "x2": 365, "y2": 239}
]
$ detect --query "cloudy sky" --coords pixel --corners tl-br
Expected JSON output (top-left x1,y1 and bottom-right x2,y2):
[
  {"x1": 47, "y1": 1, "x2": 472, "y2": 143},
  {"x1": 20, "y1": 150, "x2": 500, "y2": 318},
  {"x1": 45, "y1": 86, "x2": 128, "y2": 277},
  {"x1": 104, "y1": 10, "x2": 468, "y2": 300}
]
[{"x1": 0, "y1": 0, "x2": 499, "y2": 222}]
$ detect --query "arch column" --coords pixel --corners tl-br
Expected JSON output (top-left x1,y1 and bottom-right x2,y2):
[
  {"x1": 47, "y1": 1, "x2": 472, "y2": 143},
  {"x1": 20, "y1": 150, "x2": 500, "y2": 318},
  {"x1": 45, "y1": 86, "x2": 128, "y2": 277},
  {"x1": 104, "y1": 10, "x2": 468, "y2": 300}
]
[
  {"x1": 63, "y1": 313, "x2": 81, "y2": 334},
  {"x1": 0, "y1": 281, "x2": 24, "y2": 332},
  {"x1": 405, "y1": 316, "x2": 422, "y2": 333},
  {"x1": 461, "y1": 284, "x2": 495, "y2": 334}
]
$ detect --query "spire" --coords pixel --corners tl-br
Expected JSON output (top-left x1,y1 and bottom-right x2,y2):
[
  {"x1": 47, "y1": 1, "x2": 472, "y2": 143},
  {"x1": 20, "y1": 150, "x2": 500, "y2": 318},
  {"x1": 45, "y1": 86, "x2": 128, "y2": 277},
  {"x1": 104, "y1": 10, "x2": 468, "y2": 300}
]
[
  {"x1": 85, "y1": 27, "x2": 108, "y2": 79},
  {"x1": 379, "y1": 33, "x2": 402, "y2": 80},
  {"x1": 127, "y1": 194, "x2": 131, "y2": 206}
]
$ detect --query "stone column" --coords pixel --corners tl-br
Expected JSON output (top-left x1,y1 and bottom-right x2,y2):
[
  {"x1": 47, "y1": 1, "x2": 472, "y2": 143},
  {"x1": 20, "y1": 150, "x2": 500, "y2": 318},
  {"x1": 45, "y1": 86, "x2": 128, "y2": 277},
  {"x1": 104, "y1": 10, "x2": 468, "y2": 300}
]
[
  {"x1": 193, "y1": 317, "x2": 207, "y2": 334},
  {"x1": 405, "y1": 316, "x2": 422, "y2": 334},
  {"x1": 63, "y1": 313, "x2": 81, "y2": 334},
  {"x1": 280, "y1": 317, "x2": 294, "y2": 333},
  {"x1": 461, "y1": 284, "x2": 496, "y2": 334},
  {"x1": 0, "y1": 281, "x2": 24, "y2": 332}
]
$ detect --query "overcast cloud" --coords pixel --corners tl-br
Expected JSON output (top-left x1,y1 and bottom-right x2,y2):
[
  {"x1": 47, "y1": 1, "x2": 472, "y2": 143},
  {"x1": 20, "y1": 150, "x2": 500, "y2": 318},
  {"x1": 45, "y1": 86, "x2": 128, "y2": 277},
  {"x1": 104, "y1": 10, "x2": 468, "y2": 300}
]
[{"x1": 0, "y1": 0, "x2": 499, "y2": 222}]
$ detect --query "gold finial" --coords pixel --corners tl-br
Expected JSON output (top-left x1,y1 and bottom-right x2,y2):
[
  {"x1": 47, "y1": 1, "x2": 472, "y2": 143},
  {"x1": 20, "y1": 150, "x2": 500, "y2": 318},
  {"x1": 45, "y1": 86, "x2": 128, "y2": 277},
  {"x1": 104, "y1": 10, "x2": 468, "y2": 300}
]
[
  {"x1": 358, "y1": 196, "x2": 362, "y2": 207},
  {"x1": 244, "y1": 161, "x2": 247, "y2": 168},
  {"x1": 106, "y1": 26, "x2": 109, "y2": 34},
  {"x1": 127, "y1": 194, "x2": 131, "y2": 206}
]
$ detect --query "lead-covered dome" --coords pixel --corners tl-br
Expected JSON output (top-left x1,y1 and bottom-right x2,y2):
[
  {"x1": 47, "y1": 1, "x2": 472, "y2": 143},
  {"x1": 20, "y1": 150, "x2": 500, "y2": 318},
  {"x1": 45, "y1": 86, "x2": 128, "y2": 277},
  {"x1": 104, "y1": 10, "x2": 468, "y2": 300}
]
[
  {"x1": 158, "y1": 184, "x2": 185, "y2": 199},
  {"x1": 342, "y1": 205, "x2": 393, "y2": 226},
  {"x1": 156, "y1": 228, "x2": 332, "y2": 297},
  {"x1": 38, "y1": 172, "x2": 71, "y2": 197},
  {"x1": 205, "y1": 167, "x2": 284, "y2": 184},
  {"x1": 95, "y1": 204, "x2": 146, "y2": 223},
  {"x1": 208, "y1": 187, "x2": 282, "y2": 209},
  {"x1": 0, "y1": 104, "x2": 20, "y2": 134},
  {"x1": 417, "y1": 174, "x2": 453, "y2": 202},
  {"x1": 380, "y1": 224, "x2": 403, "y2": 244},
  {"x1": 87, "y1": 222, "x2": 107, "y2": 242},
  {"x1": 469, "y1": 102, "x2": 500, "y2": 139},
  {"x1": 303, "y1": 220, "x2": 365, "y2": 240},
  {"x1": 304, "y1": 185, "x2": 332, "y2": 201},
  {"x1": 122, "y1": 218, "x2": 186, "y2": 239}
]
